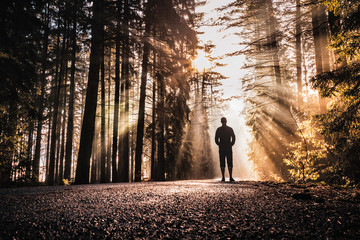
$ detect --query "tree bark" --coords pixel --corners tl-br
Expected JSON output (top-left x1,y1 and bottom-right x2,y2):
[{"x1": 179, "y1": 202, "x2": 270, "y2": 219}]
[
  {"x1": 157, "y1": 72, "x2": 165, "y2": 181},
  {"x1": 111, "y1": 1, "x2": 122, "y2": 182},
  {"x1": 64, "y1": 11, "x2": 77, "y2": 180},
  {"x1": 48, "y1": 19, "x2": 63, "y2": 185},
  {"x1": 33, "y1": 4, "x2": 49, "y2": 182},
  {"x1": 120, "y1": 0, "x2": 130, "y2": 182},
  {"x1": 295, "y1": 0, "x2": 303, "y2": 109},
  {"x1": 134, "y1": 8, "x2": 151, "y2": 182},
  {"x1": 151, "y1": 51, "x2": 157, "y2": 180},
  {"x1": 75, "y1": 0, "x2": 104, "y2": 184},
  {"x1": 311, "y1": 2, "x2": 327, "y2": 113},
  {"x1": 106, "y1": 48, "x2": 112, "y2": 183},
  {"x1": 100, "y1": 3, "x2": 106, "y2": 183}
]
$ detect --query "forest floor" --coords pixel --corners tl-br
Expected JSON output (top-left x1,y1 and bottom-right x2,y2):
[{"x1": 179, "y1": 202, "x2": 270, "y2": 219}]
[{"x1": 1, "y1": 180, "x2": 360, "y2": 239}]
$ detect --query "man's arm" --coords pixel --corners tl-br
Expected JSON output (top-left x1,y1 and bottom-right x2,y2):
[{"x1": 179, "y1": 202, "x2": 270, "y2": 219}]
[
  {"x1": 215, "y1": 128, "x2": 220, "y2": 145},
  {"x1": 231, "y1": 128, "x2": 236, "y2": 146}
]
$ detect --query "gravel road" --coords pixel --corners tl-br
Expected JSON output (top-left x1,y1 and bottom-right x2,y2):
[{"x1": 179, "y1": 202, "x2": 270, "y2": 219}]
[{"x1": 1, "y1": 180, "x2": 359, "y2": 239}]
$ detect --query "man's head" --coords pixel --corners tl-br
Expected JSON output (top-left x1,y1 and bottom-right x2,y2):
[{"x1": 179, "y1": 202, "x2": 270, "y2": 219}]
[{"x1": 221, "y1": 117, "x2": 227, "y2": 125}]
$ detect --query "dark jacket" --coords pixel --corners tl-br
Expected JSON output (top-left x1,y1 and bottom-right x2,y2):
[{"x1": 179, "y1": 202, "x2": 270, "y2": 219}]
[{"x1": 215, "y1": 125, "x2": 236, "y2": 150}]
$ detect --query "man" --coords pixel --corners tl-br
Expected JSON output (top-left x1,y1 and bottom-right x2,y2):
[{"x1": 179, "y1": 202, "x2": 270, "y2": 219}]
[{"x1": 215, "y1": 117, "x2": 236, "y2": 182}]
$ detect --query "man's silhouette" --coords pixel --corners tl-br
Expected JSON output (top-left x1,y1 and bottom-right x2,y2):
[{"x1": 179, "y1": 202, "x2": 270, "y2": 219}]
[{"x1": 215, "y1": 117, "x2": 236, "y2": 182}]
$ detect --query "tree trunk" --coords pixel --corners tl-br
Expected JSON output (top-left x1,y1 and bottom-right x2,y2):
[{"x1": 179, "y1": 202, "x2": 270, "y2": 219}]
[
  {"x1": 100, "y1": 4, "x2": 106, "y2": 183},
  {"x1": 33, "y1": 4, "x2": 49, "y2": 182},
  {"x1": 134, "y1": 12, "x2": 151, "y2": 182},
  {"x1": 120, "y1": 0, "x2": 130, "y2": 182},
  {"x1": 26, "y1": 121, "x2": 34, "y2": 179},
  {"x1": 59, "y1": 66, "x2": 68, "y2": 182},
  {"x1": 75, "y1": 0, "x2": 104, "y2": 184},
  {"x1": 106, "y1": 48, "x2": 112, "y2": 183},
  {"x1": 157, "y1": 72, "x2": 165, "y2": 181},
  {"x1": 266, "y1": 0, "x2": 284, "y2": 108},
  {"x1": 64, "y1": 12, "x2": 77, "y2": 180},
  {"x1": 151, "y1": 51, "x2": 157, "y2": 180},
  {"x1": 111, "y1": 2, "x2": 121, "y2": 182},
  {"x1": 311, "y1": 2, "x2": 327, "y2": 113},
  {"x1": 295, "y1": 0, "x2": 303, "y2": 109},
  {"x1": 48, "y1": 20, "x2": 63, "y2": 185}
]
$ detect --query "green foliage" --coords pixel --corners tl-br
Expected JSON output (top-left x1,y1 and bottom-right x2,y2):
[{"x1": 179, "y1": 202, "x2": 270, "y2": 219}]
[
  {"x1": 306, "y1": 0, "x2": 360, "y2": 185},
  {"x1": 285, "y1": 119, "x2": 335, "y2": 183},
  {"x1": 324, "y1": 0, "x2": 360, "y2": 60}
]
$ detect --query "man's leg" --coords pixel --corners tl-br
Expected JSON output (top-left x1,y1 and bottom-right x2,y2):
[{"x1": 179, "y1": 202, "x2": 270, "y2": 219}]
[
  {"x1": 221, "y1": 167, "x2": 225, "y2": 181},
  {"x1": 219, "y1": 149, "x2": 225, "y2": 181},
  {"x1": 227, "y1": 149, "x2": 235, "y2": 181},
  {"x1": 229, "y1": 167, "x2": 234, "y2": 181}
]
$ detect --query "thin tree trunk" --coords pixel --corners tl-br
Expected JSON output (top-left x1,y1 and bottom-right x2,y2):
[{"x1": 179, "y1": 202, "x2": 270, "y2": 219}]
[
  {"x1": 111, "y1": 2, "x2": 121, "y2": 182},
  {"x1": 26, "y1": 121, "x2": 34, "y2": 179},
  {"x1": 48, "y1": 19, "x2": 63, "y2": 185},
  {"x1": 311, "y1": 2, "x2": 327, "y2": 113},
  {"x1": 59, "y1": 68, "x2": 68, "y2": 182},
  {"x1": 318, "y1": 4, "x2": 330, "y2": 73},
  {"x1": 75, "y1": 0, "x2": 104, "y2": 184},
  {"x1": 151, "y1": 51, "x2": 156, "y2": 180},
  {"x1": 134, "y1": 15, "x2": 151, "y2": 182},
  {"x1": 157, "y1": 72, "x2": 165, "y2": 181},
  {"x1": 91, "y1": 130, "x2": 98, "y2": 184},
  {"x1": 64, "y1": 11, "x2": 77, "y2": 180},
  {"x1": 100, "y1": 3, "x2": 106, "y2": 183},
  {"x1": 266, "y1": 0, "x2": 283, "y2": 108},
  {"x1": 106, "y1": 48, "x2": 112, "y2": 183},
  {"x1": 120, "y1": 0, "x2": 130, "y2": 182},
  {"x1": 295, "y1": 0, "x2": 303, "y2": 109},
  {"x1": 33, "y1": 4, "x2": 49, "y2": 182}
]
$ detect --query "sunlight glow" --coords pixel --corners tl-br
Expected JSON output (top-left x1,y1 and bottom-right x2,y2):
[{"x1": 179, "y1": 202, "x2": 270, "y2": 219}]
[
  {"x1": 197, "y1": 0, "x2": 258, "y2": 180},
  {"x1": 192, "y1": 49, "x2": 212, "y2": 72}
]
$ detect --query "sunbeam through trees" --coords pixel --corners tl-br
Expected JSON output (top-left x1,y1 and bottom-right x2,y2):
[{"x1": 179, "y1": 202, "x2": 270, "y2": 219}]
[{"x1": 1, "y1": 0, "x2": 360, "y2": 187}]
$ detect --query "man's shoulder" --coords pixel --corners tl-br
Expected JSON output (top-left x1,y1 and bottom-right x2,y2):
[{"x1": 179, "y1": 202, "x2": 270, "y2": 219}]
[{"x1": 225, "y1": 125, "x2": 233, "y2": 130}]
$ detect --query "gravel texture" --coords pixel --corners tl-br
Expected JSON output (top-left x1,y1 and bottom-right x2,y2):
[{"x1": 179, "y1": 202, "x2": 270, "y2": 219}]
[{"x1": 1, "y1": 180, "x2": 360, "y2": 239}]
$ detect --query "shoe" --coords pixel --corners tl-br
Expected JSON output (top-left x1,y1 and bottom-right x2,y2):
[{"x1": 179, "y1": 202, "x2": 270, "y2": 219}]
[
  {"x1": 221, "y1": 178, "x2": 225, "y2": 182},
  {"x1": 230, "y1": 178, "x2": 235, "y2": 182}
]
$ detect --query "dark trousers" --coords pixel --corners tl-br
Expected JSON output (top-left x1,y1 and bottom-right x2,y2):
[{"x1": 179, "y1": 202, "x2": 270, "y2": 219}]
[{"x1": 219, "y1": 148, "x2": 233, "y2": 168}]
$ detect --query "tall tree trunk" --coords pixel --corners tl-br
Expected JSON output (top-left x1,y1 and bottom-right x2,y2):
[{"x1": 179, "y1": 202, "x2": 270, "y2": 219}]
[
  {"x1": 157, "y1": 72, "x2": 165, "y2": 181},
  {"x1": 134, "y1": 12, "x2": 151, "y2": 182},
  {"x1": 100, "y1": 3, "x2": 106, "y2": 183},
  {"x1": 91, "y1": 130, "x2": 98, "y2": 183},
  {"x1": 318, "y1": 4, "x2": 330, "y2": 73},
  {"x1": 59, "y1": 69, "x2": 68, "y2": 182},
  {"x1": 64, "y1": 11, "x2": 77, "y2": 180},
  {"x1": 33, "y1": 4, "x2": 49, "y2": 182},
  {"x1": 295, "y1": 0, "x2": 303, "y2": 109},
  {"x1": 111, "y1": 2, "x2": 121, "y2": 182},
  {"x1": 45, "y1": 105, "x2": 52, "y2": 182},
  {"x1": 106, "y1": 48, "x2": 112, "y2": 183},
  {"x1": 75, "y1": 0, "x2": 104, "y2": 184},
  {"x1": 120, "y1": 0, "x2": 130, "y2": 182},
  {"x1": 311, "y1": 2, "x2": 327, "y2": 113},
  {"x1": 48, "y1": 20, "x2": 63, "y2": 185},
  {"x1": 266, "y1": 0, "x2": 284, "y2": 108},
  {"x1": 151, "y1": 51, "x2": 157, "y2": 180},
  {"x1": 26, "y1": 121, "x2": 34, "y2": 179}
]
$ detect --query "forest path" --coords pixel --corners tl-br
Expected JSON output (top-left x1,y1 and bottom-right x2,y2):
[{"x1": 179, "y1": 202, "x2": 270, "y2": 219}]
[{"x1": 1, "y1": 180, "x2": 359, "y2": 239}]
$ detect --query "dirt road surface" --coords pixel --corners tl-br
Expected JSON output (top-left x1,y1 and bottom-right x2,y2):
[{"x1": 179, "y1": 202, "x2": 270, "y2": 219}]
[{"x1": 1, "y1": 180, "x2": 359, "y2": 239}]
